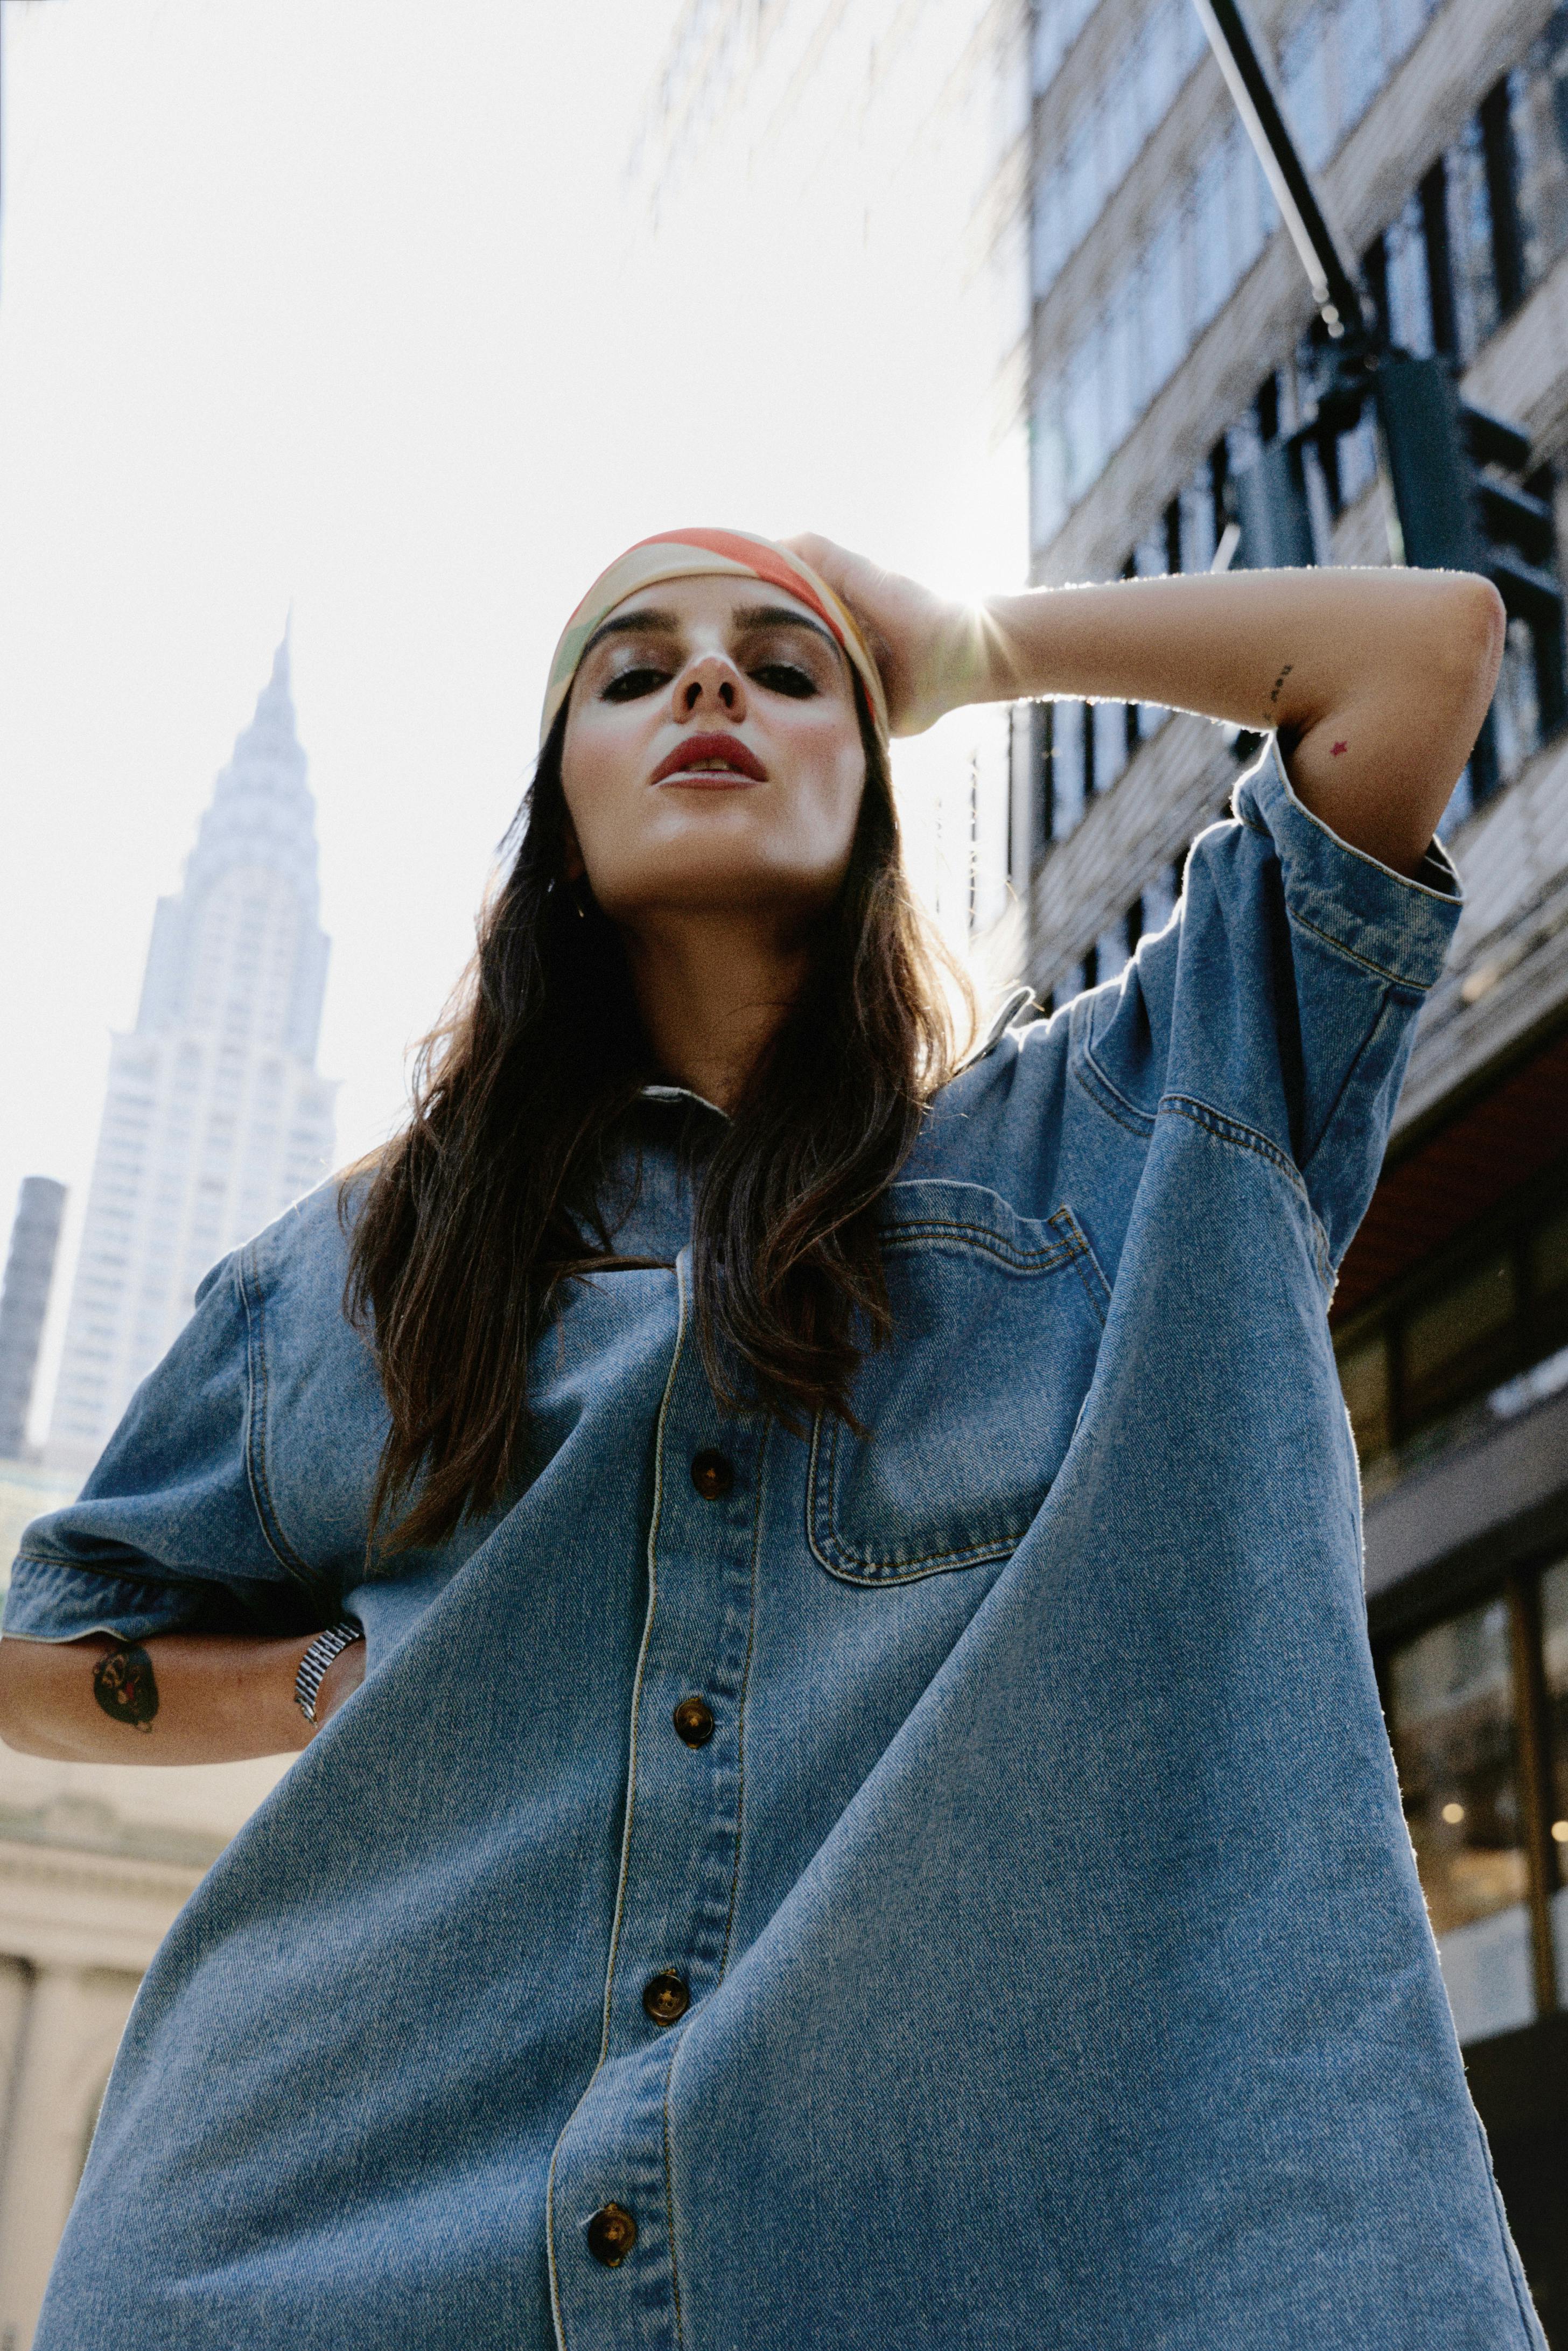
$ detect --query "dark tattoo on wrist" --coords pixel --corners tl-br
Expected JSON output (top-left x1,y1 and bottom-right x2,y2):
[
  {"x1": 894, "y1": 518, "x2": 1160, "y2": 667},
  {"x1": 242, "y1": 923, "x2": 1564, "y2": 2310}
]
[
  {"x1": 93, "y1": 1641, "x2": 159, "y2": 1733},
  {"x1": 1266, "y1": 662, "x2": 1293, "y2": 722}
]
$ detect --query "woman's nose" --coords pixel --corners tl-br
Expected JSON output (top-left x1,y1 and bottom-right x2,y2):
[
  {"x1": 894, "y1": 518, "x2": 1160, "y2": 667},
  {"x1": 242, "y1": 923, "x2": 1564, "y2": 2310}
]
[{"x1": 674, "y1": 654, "x2": 748, "y2": 719}]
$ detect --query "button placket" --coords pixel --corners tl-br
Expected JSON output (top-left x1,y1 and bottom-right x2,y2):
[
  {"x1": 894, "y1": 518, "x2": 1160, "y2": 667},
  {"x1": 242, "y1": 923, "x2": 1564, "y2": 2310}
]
[{"x1": 547, "y1": 1263, "x2": 766, "y2": 2348}]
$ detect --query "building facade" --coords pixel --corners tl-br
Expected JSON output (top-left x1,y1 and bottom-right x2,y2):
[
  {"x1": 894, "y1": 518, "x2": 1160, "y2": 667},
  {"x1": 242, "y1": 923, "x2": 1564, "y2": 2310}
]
[
  {"x1": 1007, "y1": 0, "x2": 1568, "y2": 2333},
  {"x1": 46, "y1": 633, "x2": 338, "y2": 1475},
  {"x1": 0, "y1": 1182, "x2": 65, "y2": 1464}
]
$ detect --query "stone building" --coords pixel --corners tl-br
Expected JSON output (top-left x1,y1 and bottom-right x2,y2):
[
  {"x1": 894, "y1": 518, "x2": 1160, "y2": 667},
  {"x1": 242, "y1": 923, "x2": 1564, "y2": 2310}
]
[
  {"x1": 0, "y1": 1746, "x2": 291, "y2": 2351},
  {"x1": 1004, "y1": 0, "x2": 1568, "y2": 2331}
]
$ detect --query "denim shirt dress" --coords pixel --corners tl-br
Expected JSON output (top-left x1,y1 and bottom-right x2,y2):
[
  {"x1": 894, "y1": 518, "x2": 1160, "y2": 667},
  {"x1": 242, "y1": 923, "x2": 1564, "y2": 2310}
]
[{"x1": 8, "y1": 744, "x2": 1548, "y2": 2351}]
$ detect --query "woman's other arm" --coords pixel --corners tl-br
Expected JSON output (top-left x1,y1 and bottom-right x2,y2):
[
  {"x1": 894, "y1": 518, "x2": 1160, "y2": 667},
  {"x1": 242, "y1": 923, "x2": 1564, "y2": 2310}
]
[
  {"x1": 789, "y1": 539, "x2": 1506, "y2": 879},
  {"x1": 0, "y1": 1628, "x2": 365, "y2": 1764}
]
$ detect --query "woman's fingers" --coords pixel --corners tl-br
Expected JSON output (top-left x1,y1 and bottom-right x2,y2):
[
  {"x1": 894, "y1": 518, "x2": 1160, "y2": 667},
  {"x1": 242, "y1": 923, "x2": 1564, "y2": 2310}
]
[{"x1": 781, "y1": 534, "x2": 968, "y2": 736}]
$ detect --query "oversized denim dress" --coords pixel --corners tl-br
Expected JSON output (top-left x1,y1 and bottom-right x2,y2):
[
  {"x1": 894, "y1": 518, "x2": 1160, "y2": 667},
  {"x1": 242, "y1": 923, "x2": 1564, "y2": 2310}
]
[{"x1": 7, "y1": 745, "x2": 1548, "y2": 2350}]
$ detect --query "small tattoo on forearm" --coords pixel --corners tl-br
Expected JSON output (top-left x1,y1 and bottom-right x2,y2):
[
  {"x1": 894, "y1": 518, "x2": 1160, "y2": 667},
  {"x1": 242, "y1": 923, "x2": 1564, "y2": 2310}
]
[
  {"x1": 1331, "y1": 740, "x2": 1348, "y2": 758},
  {"x1": 93, "y1": 1641, "x2": 159, "y2": 1732},
  {"x1": 1267, "y1": 662, "x2": 1293, "y2": 719}
]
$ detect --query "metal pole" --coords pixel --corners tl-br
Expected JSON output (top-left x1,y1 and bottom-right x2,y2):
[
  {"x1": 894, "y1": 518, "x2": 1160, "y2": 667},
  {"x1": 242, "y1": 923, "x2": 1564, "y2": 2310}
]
[{"x1": 1189, "y1": 0, "x2": 1369, "y2": 343}]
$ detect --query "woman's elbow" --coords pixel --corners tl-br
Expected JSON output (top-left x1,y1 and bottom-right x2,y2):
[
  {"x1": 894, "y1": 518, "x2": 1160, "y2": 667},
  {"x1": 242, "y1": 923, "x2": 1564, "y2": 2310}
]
[{"x1": 1431, "y1": 571, "x2": 1507, "y2": 709}]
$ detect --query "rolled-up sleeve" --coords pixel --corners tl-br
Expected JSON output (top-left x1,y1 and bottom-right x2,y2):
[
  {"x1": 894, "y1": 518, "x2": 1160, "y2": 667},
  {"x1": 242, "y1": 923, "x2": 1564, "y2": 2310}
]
[
  {"x1": 3, "y1": 1249, "x2": 326, "y2": 1646},
  {"x1": 1084, "y1": 736, "x2": 1462, "y2": 1274}
]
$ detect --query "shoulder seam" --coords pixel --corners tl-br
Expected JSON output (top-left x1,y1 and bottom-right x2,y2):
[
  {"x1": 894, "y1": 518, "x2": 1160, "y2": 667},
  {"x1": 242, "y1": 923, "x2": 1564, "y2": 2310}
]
[{"x1": 1160, "y1": 1094, "x2": 1333, "y2": 1290}]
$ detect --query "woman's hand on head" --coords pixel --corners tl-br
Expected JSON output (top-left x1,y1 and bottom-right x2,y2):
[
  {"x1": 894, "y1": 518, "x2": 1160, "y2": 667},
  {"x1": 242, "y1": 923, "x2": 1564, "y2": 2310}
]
[{"x1": 782, "y1": 535, "x2": 984, "y2": 737}]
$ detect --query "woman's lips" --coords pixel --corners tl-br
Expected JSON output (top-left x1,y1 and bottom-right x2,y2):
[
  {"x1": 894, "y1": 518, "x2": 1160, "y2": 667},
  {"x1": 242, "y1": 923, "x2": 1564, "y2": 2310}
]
[{"x1": 649, "y1": 733, "x2": 768, "y2": 787}]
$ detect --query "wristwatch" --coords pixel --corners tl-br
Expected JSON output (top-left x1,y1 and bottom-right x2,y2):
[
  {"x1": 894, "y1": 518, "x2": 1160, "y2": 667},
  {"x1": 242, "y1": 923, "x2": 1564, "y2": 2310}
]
[{"x1": 294, "y1": 1620, "x2": 365, "y2": 1725}]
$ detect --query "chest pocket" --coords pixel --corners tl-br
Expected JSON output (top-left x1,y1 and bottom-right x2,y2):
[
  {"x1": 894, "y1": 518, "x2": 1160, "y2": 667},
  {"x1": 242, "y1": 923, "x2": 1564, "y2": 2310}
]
[{"x1": 808, "y1": 1183, "x2": 1110, "y2": 1587}]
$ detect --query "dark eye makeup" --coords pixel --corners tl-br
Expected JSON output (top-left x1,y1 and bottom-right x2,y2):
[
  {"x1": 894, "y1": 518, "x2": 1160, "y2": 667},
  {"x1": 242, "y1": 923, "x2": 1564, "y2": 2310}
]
[
  {"x1": 597, "y1": 650, "x2": 823, "y2": 703},
  {"x1": 600, "y1": 664, "x2": 671, "y2": 702}
]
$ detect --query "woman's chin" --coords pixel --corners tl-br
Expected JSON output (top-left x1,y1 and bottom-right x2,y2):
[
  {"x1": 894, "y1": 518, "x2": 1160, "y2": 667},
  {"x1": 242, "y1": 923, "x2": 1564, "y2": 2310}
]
[{"x1": 590, "y1": 852, "x2": 846, "y2": 926}]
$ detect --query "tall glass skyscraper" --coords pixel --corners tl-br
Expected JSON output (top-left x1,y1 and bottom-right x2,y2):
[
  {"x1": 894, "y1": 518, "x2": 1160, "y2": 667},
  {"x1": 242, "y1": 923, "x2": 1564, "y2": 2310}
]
[{"x1": 47, "y1": 633, "x2": 338, "y2": 1471}]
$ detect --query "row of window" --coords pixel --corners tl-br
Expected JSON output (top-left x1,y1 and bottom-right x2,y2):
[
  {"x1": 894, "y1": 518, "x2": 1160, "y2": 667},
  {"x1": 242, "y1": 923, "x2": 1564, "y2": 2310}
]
[
  {"x1": 1030, "y1": 0, "x2": 1208, "y2": 300},
  {"x1": 1278, "y1": 0, "x2": 1444, "y2": 175},
  {"x1": 1031, "y1": 7, "x2": 1568, "y2": 554},
  {"x1": 1338, "y1": 1188, "x2": 1568, "y2": 1470},
  {"x1": 1016, "y1": 38, "x2": 1568, "y2": 935},
  {"x1": 1030, "y1": 0, "x2": 1102, "y2": 97},
  {"x1": 1032, "y1": 123, "x2": 1279, "y2": 545}
]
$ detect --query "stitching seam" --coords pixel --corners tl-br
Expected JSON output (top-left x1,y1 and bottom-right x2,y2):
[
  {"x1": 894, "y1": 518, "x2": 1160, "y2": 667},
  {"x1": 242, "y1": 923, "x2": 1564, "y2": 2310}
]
[
  {"x1": 1288, "y1": 901, "x2": 1432, "y2": 990},
  {"x1": 237, "y1": 1252, "x2": 327, "y2": 1601},
  {"x1": 1160, "y1": 1096, "x2": 1332, "y2": 1289},
  {"x1": 1070, "y1": 1052, "x2": 1158, "y2": 1139}
]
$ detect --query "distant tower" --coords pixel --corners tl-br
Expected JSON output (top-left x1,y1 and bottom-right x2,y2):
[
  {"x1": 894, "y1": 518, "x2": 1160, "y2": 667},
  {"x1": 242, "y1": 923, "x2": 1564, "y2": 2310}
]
[
  {"x1": 47, "y1": 633, "x2": 338, "y2": 1470},
  {"x1": 0, "y1": 1177, "x2": 67, "y2": 1460}
]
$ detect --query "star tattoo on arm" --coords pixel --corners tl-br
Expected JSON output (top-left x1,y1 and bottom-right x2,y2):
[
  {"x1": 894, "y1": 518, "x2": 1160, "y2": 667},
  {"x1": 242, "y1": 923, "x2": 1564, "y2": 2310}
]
[
  {"x1": 1331, "y1": 740, "x2": 1348, "y2": 757},
  {"x1": 93, "y1": 1640, "x2": 159, "y2": 1733}
]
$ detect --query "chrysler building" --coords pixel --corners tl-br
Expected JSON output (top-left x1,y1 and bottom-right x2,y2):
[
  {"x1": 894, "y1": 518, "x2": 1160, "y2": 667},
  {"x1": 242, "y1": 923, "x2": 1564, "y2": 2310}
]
[{"x1": 48, "y1": 633, "x2": 338, "y2": 1470}]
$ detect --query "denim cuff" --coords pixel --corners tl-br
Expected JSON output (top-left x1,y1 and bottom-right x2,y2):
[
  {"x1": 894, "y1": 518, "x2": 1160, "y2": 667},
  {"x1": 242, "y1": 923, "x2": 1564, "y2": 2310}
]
[
  {"x1": 1236, "y1": 737, "x2": 1462, "y2": 994},
  {"x1": 2, "y1": 1554, "x2": 211, "y2": 1643}
]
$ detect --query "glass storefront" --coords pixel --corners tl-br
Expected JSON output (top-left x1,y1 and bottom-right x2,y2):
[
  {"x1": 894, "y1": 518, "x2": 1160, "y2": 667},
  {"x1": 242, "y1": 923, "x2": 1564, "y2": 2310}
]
[
  {"x1": 1387, "y1": 1598, "x2": 1535, "y2": 2042},
  {"x1": 1543, "y1": 1559, "x2": 1568, "y2": 2003}
]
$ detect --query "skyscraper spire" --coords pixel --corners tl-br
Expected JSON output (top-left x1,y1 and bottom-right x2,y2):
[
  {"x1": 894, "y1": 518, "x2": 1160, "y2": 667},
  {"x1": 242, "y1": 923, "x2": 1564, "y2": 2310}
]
[{"x1": 48, "y1": 638, "x2": 339, "y2": 1470}]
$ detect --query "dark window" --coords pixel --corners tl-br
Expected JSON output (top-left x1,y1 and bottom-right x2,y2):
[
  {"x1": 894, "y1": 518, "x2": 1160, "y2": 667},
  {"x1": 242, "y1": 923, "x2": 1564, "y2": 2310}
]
[
  {"x1": 1163, "y1": 495, "x2": 1182, "y2": 576},
  {"x1": 1401, "y1": 1249, "x2": 1518, "y2": 1429},
  {"x1": 1419, "y1": 157, "x2": 1459, "y2": 355},
  {"x1": 1052, "y1": 702, "x2": 1086, "y2": 839},
  {"x1": 1480, "y1": 76, "x2": 1528, "y2": 317},
  {"x1": 1030, "y1": 703, "x2": 1054, "y2": 871},
  {"x1": 1337, "y1": 1177, "x2": 1568, "y2": 1465},
  {"x1": 1362, "y1": 226, "x2": 1390, "y2": 343}
]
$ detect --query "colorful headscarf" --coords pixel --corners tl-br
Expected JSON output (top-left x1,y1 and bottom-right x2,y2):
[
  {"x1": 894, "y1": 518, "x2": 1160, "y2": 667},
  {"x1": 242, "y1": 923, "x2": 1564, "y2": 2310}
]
[{"x1": 540, "y1": 527, "x2": 889, "y2": 748}]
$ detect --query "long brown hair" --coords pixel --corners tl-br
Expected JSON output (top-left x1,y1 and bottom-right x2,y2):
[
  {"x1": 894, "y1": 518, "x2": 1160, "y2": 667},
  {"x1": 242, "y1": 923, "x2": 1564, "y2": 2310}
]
[{"x1": 343, "y1": 680, "x2": 972, "y2": 1558}]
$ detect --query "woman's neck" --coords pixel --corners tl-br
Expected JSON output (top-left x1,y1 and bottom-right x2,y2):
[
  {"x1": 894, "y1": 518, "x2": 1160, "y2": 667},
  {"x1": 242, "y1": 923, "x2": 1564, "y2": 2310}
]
[{"x1": 620, "y1": 910, "x2": 812, "y2": 1112}]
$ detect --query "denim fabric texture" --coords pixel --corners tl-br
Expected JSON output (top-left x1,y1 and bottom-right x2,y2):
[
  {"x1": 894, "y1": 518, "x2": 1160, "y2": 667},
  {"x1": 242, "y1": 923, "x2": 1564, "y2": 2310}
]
[{"x1": 8, "y1": 742, "x2": 1547, "y2": 2349}]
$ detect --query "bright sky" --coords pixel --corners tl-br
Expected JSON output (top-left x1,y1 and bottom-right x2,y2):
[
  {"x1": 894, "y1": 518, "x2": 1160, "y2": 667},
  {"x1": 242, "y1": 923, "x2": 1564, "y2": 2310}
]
[{"x1": 0, "y1": 0, "x2": 1026, "y2": 1439}]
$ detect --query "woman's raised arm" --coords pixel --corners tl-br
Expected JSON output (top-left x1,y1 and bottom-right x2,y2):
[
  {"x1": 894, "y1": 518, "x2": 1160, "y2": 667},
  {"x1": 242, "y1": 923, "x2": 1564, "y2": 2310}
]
[
  {"x1": 788, "y1": 536, "x2": 1506, "y2": 878},
  {"x1": 0, "y1": 1628, "x2": 363, "y2": 1765}
]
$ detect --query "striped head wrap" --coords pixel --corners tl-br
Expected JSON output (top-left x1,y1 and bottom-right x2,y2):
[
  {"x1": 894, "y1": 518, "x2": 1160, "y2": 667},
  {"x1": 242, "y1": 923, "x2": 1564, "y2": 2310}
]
[{"x1": 540, "y1": 527, "x2": 888, "y2": 749}]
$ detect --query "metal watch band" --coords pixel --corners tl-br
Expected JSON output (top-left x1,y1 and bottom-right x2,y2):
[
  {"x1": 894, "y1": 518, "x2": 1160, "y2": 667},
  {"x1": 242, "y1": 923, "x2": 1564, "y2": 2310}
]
[{"x1": 294, "y1": 1620, "x2": 363, "y2": 1725}]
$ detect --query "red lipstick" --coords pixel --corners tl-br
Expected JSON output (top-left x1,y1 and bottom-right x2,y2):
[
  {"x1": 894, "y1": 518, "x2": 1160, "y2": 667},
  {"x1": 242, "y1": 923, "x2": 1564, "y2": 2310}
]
[{"x1": 649, "y1": 733, "x2": 768, "y2": 787}]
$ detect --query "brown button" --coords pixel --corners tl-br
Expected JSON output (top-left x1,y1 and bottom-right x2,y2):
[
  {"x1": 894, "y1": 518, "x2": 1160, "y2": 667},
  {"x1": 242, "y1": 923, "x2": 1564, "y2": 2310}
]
[
  {"x1": 642, "y1": 1969, "x2": 691, "y2": 2025},
  {"x1": 690, "y1": 1448, "x2": 734, "y2": 1500},
  {"x1": 673, "y1": 1695, "x2": 715, "y2": 1747},
  {"x1": 586, "y1": 2203, "x2": 636, "y2": 2267}
]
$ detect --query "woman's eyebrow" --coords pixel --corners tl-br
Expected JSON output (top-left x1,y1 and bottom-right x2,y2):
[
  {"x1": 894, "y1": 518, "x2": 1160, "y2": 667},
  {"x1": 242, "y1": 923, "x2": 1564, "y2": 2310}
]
[
  {"x1": 580, "y1": 607, "x2": 682, "y2": 659},
  {"x1": 730, "y1": 603, "x2": 840, "y2": 653},
  {"x1": 579, "y1": 600, "x2": 842, "y2": 663}
]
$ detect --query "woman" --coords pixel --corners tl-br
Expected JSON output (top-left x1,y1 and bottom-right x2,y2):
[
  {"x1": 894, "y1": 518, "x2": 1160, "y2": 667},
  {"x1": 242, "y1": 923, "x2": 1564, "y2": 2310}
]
[{"x1": 0, "y1": 527, "x2": 1542, "y2": 2349}]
